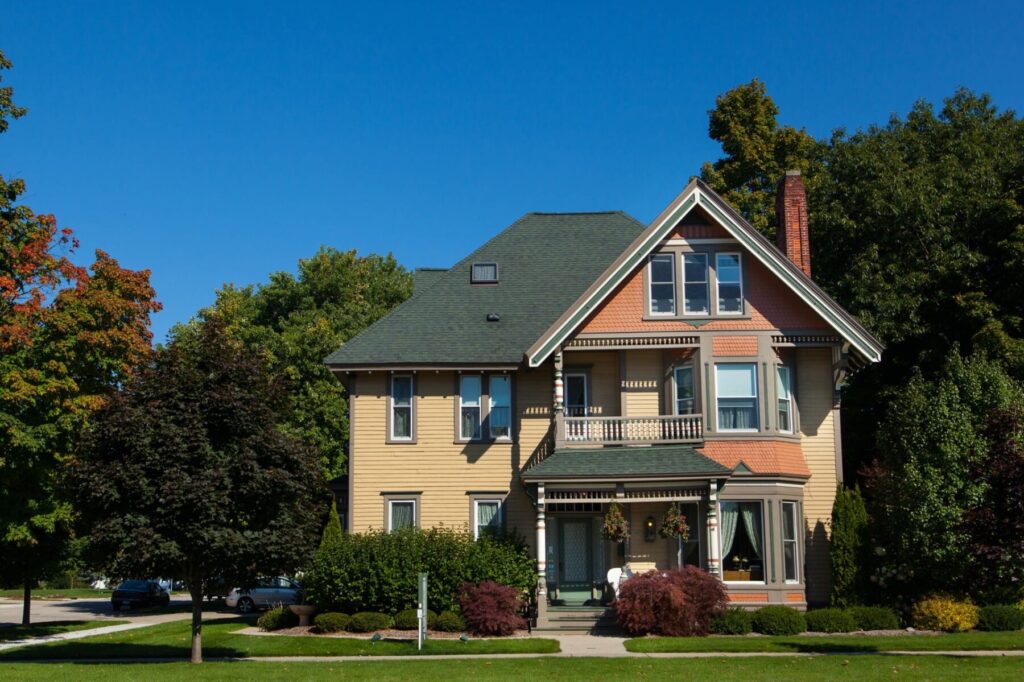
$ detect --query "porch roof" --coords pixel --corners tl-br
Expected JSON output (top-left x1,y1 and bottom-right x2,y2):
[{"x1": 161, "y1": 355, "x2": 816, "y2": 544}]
[{"x1": 522, "y1": 444, "x2": 730, "y2": 481}]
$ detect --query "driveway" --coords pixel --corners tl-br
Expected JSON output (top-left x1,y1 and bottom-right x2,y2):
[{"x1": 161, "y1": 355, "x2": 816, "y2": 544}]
[{"x1": 0, "y1": 595, "x2": 223, "y2": 626}]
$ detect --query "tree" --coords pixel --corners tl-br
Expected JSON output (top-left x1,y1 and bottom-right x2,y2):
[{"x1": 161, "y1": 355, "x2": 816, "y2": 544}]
[
  {"x1": 68, "y1": 320, "x2": 327, "y2": 663},
  {"x1": 829, "y1": 485, "x2": 868, "y2": 607},
  {"x1": 174, "y1": 247, "x2": 412, "y2": 478},
  {"x1": 0, "y1": 50, "x2": 160, "y2": 625},
  {"x1": 320, "y1": 500, "x2": 344, "y2": 550}
]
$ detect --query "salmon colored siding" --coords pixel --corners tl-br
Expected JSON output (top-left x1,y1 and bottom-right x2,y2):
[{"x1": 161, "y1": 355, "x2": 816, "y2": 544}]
[
  {"x1": 699, "y1": 440, "x2": 810, "y2": 477},
  {"x1": 712, "y1": 335, "x2": 759, "y2": 356}
]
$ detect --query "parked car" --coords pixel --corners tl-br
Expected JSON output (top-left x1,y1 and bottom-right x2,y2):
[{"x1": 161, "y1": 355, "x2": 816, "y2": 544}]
[
  {"x1": 226, "y1": 577, "x2": 301, "y2": 613},
  {"x1": 111, "y1": 579, "x2": 170, "y2": 610}
]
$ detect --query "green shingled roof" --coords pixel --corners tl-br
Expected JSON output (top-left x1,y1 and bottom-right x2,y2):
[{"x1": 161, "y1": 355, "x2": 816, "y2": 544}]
[
  {"x1": 522, "y1": 445, "x2": 730, "y2": 480},
  {"x1": 325, "y1": 212, "x2": 645, "y2": 366}
]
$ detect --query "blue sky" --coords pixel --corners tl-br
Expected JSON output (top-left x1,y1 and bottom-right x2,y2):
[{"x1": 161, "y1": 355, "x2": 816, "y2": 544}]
[{"x1": 3, "y1": 1, "x2": 1022, "y2": 342}]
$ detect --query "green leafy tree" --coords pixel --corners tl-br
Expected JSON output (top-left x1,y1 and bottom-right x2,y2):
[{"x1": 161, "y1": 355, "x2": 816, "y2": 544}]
[
  {"x1": 829, "y1": 485, "x2": 868, "y2": 607},
  {"x1": 0, "y1": 50, "x2": 160, "y2": 624},
  {"x1": 175, "y1": 247, "x2": 412, "y2": 478},
  {"x1": 320, "y1": 500, "x2": 344, "y2": 550},
  {"x1": 68, "y1": 320, "x2": 327, "y2": 663}
]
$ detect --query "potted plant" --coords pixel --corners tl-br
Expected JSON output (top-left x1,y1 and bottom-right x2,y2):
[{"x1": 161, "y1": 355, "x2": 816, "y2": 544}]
[
  {"x1": 658, "y1": 503, "x2": 690, "y2": 541},
  {"x1": 601, "y1": 501, "x2": 630, "y2": 543}
]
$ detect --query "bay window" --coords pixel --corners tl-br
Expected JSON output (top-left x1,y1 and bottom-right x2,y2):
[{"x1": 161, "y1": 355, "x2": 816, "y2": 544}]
[
  {"x1": 683, "y1": 253, "x2": 709, "y2": 315},
  {"x1": 649, "y1": 253, "x2": 676, "y2": 315},
  {"x1": 782, "y1": 501, "x2": 800, "y2": 582},
  {"x1": 716, "y1": 363, "x2": 759, "y2": 431},
  {"x1": 777, "y1": 365, "x2": 793, "y2": 433},
  {"x1": 673, "y1": 365, "x2": 696, "y2": 415},
  {"x1": 716, "y1": 252, "x2": 743, "y2": 314},
  {"x1": 459, "y1": 375, "x2": 482, "y2": 440},
  {"x1": 720, "y1": 501, "x2": 765, "y2": 582}
]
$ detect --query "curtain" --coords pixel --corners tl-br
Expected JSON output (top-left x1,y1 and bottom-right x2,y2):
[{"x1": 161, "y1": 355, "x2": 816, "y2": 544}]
[
  {"x1": 741, "y1": 504, "x2": 762, "y2": 559},
  {"x1": 720, "y1": 502, "x2": 739, "y2": 558},
  {"x1": 718, "y1": 399, "x2": 757, "y2": 429},
  {"x1": 391, "y1": 502, "x2": 414, "y2": 530},
  {"x1": 477, "y1": 502, "x2": 499, "y2": 532}
]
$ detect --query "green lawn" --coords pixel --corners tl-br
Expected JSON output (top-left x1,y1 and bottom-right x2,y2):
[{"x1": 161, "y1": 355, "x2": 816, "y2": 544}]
[
  {"x1": 0, "y1": 589, "x2": 112, "y2": 601},
  {"x1": 2, "y1": 657, "x2": 1023, "y2": 681},
  {"x1": 0, "y1": 618, "x2": 559, "y2": 659},
  {"x1": 0, "y1": 621, "x2": 129, "y2": 643},
  {"x1": 626, "y1": 630, "x2": 1024, "y2": 653}
]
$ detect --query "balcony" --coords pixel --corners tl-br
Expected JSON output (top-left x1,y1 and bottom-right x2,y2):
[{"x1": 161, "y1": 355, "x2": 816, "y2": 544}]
[{"x1": 561, "y1": 414, "x2": 704, "y2": 446}]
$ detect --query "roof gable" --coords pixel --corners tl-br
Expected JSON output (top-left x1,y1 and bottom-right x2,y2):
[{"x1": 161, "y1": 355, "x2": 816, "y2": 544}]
[{"x1": 525, "y1": 179, "x2": 884, "y2": 367}]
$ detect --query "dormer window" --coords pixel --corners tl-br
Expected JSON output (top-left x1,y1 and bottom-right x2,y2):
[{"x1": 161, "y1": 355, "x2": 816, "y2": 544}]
[{"x1": 471, "y1": 262, "x2": 499, "y2": 283}]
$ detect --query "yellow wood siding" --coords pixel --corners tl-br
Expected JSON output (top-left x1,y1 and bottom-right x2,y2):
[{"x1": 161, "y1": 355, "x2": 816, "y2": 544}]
[
  {"x1": 623, "y1": 350, "x2": 661, "y2": 416},
  {"x1": 797, "y1": 348, "x2": 838, "y2": 605}
]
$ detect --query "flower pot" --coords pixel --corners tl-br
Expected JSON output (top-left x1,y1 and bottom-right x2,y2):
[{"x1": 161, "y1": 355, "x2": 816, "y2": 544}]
[{"x1": 288, "y1": 604, "x2": 317, "y2": 627}]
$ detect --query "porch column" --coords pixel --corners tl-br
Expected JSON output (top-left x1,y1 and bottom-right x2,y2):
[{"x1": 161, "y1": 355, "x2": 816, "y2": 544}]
[
  {"x1": 553, "y1": 351, "x2": 565, "y2": 449},
  {"x1": 535, "y1": 482, "x2": 548, "y2": 622},
  {"x1": 707, "y1": 480, "x2": 722, "y2": 577}
]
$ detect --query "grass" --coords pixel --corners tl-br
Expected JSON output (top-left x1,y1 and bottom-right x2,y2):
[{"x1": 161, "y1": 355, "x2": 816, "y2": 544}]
[
  {"x1": 625, "y1": 630, "x2": 1024, "y2": 653},
  {"x1": 1, "y1": 657, "x2": 1023, "y2": 681},
  {"x1": 0, "y1": 621, "x2": 129, "y2": 643},
  {"x1": 0, "y1": 618, "x2": 559, "y2": 659},
  {"x1": 0, "y1": 589, "x2": 112, "y2": 601}
]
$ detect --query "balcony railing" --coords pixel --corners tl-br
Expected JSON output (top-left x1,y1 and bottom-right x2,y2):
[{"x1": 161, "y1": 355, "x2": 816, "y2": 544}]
[{"x1": 562, "y1": 414, "x2": 704, "y2": 445}]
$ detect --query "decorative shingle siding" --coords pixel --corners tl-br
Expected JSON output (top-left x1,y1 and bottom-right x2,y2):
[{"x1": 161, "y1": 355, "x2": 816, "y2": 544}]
[
  {"x1": 698, "y1": 440, "x2": 810, "y2": 477},
  {"x1": 712, "y1": 336, "x2": 759, "y2": 357}
]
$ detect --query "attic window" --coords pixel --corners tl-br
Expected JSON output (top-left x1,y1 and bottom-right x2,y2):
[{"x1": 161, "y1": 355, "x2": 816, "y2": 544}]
[{"x1": 471, "y1": 262, "x2": 499, "y2": 283}]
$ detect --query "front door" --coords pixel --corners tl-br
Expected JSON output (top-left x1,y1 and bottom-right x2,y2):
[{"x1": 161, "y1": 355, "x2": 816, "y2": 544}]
[{"x1": 558, "y1": 518, "x2": 593, "y2": 603}]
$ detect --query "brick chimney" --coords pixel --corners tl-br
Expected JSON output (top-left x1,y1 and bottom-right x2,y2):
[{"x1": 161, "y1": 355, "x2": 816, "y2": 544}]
[{"x1": 775, "y1": 170, "x2": 811, "y2": 277}]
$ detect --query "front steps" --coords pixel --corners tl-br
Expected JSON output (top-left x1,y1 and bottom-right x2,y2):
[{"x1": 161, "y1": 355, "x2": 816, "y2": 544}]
[{"x1": 534, "y1": 605, "x2": 618, "y2": 633}]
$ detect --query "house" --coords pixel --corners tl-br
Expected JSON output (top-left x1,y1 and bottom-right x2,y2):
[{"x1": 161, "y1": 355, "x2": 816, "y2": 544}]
[{"x1": 325, "y1": 173, "x2": 882, "y2": 625}]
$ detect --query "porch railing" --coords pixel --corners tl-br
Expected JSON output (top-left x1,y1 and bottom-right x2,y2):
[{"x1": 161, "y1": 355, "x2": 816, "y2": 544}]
[{"x1": 563, "y1": 414, "x2": 703, "y2": 445}]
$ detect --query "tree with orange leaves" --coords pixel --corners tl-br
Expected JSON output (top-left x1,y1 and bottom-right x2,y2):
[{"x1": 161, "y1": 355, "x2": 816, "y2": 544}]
[{"x1": 0, "y1": 49, "x2": 161, "y2": 624}]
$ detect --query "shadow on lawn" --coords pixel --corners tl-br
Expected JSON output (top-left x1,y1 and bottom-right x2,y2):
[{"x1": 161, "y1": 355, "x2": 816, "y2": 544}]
[{"x1": 776, "y1": 641, "x2": 882, "y2": 654}]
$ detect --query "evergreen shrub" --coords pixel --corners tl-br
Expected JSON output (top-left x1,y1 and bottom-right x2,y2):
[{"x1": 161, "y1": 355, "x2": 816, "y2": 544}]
[
  {"x1": 829, "y1": 485, "x2": 868, "y2": 608},
  {"x1": 394, "y1": 608, "x2": 437, "y2": 630},
  {"x1": 751, "y1": 606, "x2": 806, "y2": 635},
  {"x1": 847, "y1": 605, "x2": 900, "y2": 630},
  {"x1": 435, "y1": 610, "x2": 466, "y2": 632},
  {"x1": 712, "y1": 607, "x2": 753, "y2": 635},
  {"x1": 976, "y1": 605, "x2": 1024, "y2": 631},
  {"x1": 313, "y1": 612, "x2": 351, "y2": 633},
  {"x1": 805, "y1": 608, "x2": 857, "y2": 633},
  {"x1": 347, "y1": 612, "x2": 394, "y2": 632},
  {"x1": 257, "y1": 605, "x2": 299, "y2": 631}
]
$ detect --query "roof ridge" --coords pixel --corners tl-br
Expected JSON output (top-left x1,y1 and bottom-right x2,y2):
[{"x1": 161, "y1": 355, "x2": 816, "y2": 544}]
[{"x1": 528, "y1": 210, "x2": 626, "y2": 216}]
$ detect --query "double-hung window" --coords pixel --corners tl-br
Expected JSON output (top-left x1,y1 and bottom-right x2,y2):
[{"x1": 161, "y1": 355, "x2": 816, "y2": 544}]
[
  {"x1": 673, "y1": 365, "x2": 696, "y2": 415},
  {"x1": 390, "y1": 375, "x2": 413, "y2": 440},
  {"x1": 683, "y1": 253, "x2": 709, "y2": 315},
  {"x1": 782, "y1": 501, "x2": 800, "y2": 582},
  {"x1": 488, "y1": 375, "x2": 511, "y2": 440},
  {"x1": 716, "y1": 363, "x2": 759, "y2": 431},
  {"x1": 777, "y1": 366, "x2": 793, "y2": 433},
  {"x1": 716, "y1": 252, "x2": 743, "y2": 314},
  {"x1": 388, "y1": 500, "x2": 416, "y2": 532},
  {"x1": 649, "y1": 253, "x2": 676, "y2": 315},
  {"x1": 459, "y1": 375, "x2": 482, "y2": 440},
  {"x1": 474, "y1": 499, "x2": 503, "y2": 539}
]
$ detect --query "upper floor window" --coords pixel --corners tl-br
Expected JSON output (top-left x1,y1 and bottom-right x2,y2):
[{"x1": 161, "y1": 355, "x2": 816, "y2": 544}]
[
  {"x1": 471, "y1": 262, "x2": 498, "y2": 283},
  {"x1": 782, "y1": 501, "x2": 800, "y2": 582},
  {"x1": 489, "y1": 375, "x2": 511, "y2": 440},
  {"x1": 683, "y1": 253, "x2": 709, "y2": 315},
  {"x1": 716, "y1": 253, "x2": 743, "y2": 315},
  {"x1": 777, "y1": 366, "x2": 793, "y2": 433},
  {"x1": 460, "y1": 375, "x2": 482, "y2": 440},
  {"x1": 649, "y1": 254, "x2": 675, "y2": 315},
  {"x1": 673, "y1": 365, "x2": 696, "y2": 415},
  {"x1": 390, "y1": 375, "x2": 413, "y2": 441},
  {"x1": 474, "y1": 499, "x2": 503, "y2": 539},
  {"x1": 716, "y1": 363, "x2": 759, "y2": 431}
]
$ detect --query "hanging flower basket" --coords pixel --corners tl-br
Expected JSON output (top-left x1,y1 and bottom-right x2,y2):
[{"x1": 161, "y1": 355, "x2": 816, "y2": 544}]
[
  {"x1": 658, "y1": 503, "x2": 690, "y2": 541},
  {"x1": 601, "y1": 501, "x2": 630, "y2": 543}
]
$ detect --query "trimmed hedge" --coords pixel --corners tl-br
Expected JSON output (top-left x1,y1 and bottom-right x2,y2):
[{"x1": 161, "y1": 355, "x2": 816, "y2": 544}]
[
  {"x1": 712, "y1": 607, "x2": 753, "y2": 635},
  {"x1": 347, "y1": 611, "x2": 394, "y2": 632},
  {"x1": 394, "y1": 608, "x2": 438, "y2": 630},
  {"x1": 257, "y1": 606, "x2": 299, "y2": 631},
  {"x1": 313, "y1": 612, "x2": 351, "y2": 633},
  {"x1": 305, "y1": 527, "x2": 535, "y2": 614},
  {"x1": 911, "y1": 595, "x2": 979, "y2": 632},
  {"x1": 847, "y1": 605, "x2": 900, "y2": 631},
  {"x1": 805, "y1": 608, "x2": 857, "y2": 633},
  {"x1": 435, "y1": 610, "x2": 466, "y2": 632},
  {"x1": 752, "y1": 606, "x2": 806, "y2": 636},
  {"x1": 976, "y1": 605, "x2": 1024, "y2": 631}
]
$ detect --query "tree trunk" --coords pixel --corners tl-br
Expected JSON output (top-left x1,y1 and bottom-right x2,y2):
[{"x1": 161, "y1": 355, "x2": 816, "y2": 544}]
[
  {"x1": 21, "y1": 580, "x2": 31, "y2": 626},
  {"x1": 189, "y1": 582, "x2": 204, "y2": 663}
]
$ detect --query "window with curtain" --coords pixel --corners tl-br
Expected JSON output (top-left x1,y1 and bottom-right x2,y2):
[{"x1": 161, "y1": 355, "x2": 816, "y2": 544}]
[
  {"x1": 777, "y1": 366, "x2": 793, "y2": 433},
  {"x1": 683, "y1": 253, "x2": 709, "y2": 315},
  {"x1": 719, "y1": 501, "x2": 764, "y2": 582},
  {"x1": 389, "y1": 501, "x2": 416, "y2": 531},
  {"x1": 489, "y1": 375, "x2": 511, "y2": 440},
  {"x1": 716, "y1": 252, "x2": 743, "y2": 314},
  {"x1": 474, "y1": 500, "x2": 502, "y2": 539},
  {"x1": 460, "y1": 375, "x2": 481, "y2": 440},
  {"x1": 716, "y1": 364, "x2": 759, "y2": 431},
  {"x1": 471, "y1": 262, "x2": 498, "y2": 283},
  {"x1": 649, "y1": 253, "x2": 676, "y2": 315},
  {"x1": 674, "y1": 365, "x2": 695, "y2": 415},
  {"x1": 391, "y1": 375, "x2": 413, "y2": 440},
  {"x1": 782, "y1": 501, "x2": 799, "y2": 582}
]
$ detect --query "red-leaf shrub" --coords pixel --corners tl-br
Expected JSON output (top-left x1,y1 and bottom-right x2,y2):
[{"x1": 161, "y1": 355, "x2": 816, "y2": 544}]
[
  {"x1": 458, "y1": 580, "x2": 526, "y2": 636},
  {"x1": 615, "y1": 566, "x2": 727, "y2": 636}
]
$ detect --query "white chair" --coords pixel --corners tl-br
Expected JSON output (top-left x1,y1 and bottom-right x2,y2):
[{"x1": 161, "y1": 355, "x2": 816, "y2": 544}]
[{"x1": 606, "y1": 567, "x2": 623, "y2": 598}]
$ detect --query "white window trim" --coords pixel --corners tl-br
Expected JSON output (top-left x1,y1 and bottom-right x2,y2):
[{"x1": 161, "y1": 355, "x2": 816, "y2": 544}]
[
  {"x1": 777, "y1": 366, "x2": 793, "y2": 434},
  {"x1": 720, "y1": 500, "x2": 768, "y2": 585},
  {"x1": 714, "y1": 251, "x2": 744, "y2": 316},
  {"x1": 459, "y1": 375, "x2": 482, "y2": 441},
  {"x1": 390, "y1": 375, "x2": 414, "y2": 441},
  {"x1": 682, "y1": 252, "x2": 709, "y2": 316},
  {"x1": 387, "y1": 499, "x2": 417, "y2": 532},
  {"x1": 715, "y1": 363, "x2": 760, "y2": 433},
  {"x1": 782, "y1": 500, "x2": 800, "y2": 583},
  {"x1": 488, "y1": 374, "x2": 512, "y2": 441},
  {"x1": 648, "y1": 253, "x2": 676, "y2": 316},
  {"x1": 473, "y1": 499, "x2": 503, "y2": 540},
  {"x1": 673, "y1": 364, "x2": 696, "y2": 416}
]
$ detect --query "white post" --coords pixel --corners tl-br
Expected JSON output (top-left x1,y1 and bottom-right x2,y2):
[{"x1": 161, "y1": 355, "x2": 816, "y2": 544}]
[
  {"x1": 536, "y1": 483, "x2": 548, "y2": 623},
  {"x1": 707, "y1": 480, "x2": 721, "y2": 578}
]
